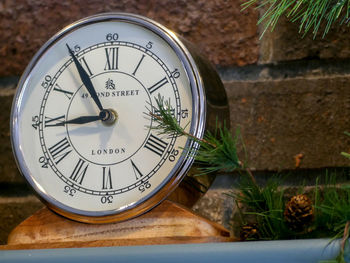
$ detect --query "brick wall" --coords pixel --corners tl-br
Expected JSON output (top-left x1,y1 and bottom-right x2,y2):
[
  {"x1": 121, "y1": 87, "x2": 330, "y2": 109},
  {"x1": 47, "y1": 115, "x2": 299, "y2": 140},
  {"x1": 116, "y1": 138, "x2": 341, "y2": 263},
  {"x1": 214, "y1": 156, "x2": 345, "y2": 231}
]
[{"x1": 1, "y1": 0, "x2": 350, "y2": 244}]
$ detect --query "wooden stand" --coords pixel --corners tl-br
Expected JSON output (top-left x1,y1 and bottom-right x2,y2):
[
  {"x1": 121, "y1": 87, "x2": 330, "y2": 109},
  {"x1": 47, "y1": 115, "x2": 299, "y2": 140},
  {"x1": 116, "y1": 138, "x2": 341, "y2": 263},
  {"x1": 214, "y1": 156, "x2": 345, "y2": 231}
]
[{"x1": 1, "y1": 200, "x2": 234, "y2": 250}]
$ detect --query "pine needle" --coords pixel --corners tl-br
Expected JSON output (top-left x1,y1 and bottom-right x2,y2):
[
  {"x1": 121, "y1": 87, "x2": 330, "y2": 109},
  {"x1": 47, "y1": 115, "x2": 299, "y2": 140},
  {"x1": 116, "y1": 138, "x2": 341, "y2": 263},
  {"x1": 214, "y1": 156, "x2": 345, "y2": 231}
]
[
  {"x1": 147, "y1": 94, "x2": 186, "y2": 138},
  {"x1": 194, "y1": 125, "x2": 242, "y2": 174},
  {"x1": 147, "y1": 94, "x2": 243, "y2": 175},
  {"x1": 233, "y1": 174, "x2": 292, "y2": 240},
  {"x1": 242, "y1": 0, "x2": 350, "y2": 38}
]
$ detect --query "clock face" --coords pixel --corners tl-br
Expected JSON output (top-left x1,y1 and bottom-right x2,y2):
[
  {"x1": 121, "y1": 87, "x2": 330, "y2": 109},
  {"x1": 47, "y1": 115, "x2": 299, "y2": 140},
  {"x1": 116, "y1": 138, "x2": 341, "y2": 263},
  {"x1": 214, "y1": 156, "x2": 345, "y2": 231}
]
[{"x1": 11, "y1": 14, "x2": 205, "y2": 222}]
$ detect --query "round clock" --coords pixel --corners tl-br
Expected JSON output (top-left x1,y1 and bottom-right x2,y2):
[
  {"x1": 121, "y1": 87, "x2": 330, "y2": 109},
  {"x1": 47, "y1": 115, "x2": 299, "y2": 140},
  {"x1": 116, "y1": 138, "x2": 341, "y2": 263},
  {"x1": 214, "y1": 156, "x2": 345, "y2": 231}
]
[{"x1": 10, "y1": 13, "x2": 227, "y2": 223}]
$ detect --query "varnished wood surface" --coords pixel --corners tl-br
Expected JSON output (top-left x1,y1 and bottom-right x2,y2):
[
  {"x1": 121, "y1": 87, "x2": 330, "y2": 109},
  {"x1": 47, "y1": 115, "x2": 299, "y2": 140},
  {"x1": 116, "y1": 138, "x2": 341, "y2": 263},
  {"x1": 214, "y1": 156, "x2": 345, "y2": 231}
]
[
  {"x1": 1, "y1": 200, "x2": 234, "y2": 250},
  {"x1": 2, "y1": 236, "x2": 233, "y2": 250}
]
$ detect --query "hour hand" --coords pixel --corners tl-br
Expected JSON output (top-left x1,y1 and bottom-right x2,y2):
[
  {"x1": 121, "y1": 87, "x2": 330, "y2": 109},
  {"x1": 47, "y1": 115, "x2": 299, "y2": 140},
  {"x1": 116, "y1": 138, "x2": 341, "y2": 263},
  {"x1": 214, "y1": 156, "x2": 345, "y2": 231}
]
[
  {"x1": 66, "y1": 44, "x2": 104, "y2": 111},
  {"x1": 50, "y1": 115, "x2": 102, "y2": 126}
]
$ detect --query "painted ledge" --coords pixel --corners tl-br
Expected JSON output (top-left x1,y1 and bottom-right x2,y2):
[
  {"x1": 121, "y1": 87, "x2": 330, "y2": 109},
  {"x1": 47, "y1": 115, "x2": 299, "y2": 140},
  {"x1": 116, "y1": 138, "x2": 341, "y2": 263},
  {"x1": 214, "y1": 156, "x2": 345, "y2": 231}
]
[{"x1": 0, "y1": 239, "x2": 344, "y2": 263}]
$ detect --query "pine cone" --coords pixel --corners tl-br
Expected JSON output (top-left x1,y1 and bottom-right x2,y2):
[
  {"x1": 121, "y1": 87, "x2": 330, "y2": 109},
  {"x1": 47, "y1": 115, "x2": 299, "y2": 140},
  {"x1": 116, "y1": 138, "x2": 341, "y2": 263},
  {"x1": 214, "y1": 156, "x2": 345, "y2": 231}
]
[
  {"x1": 284, "y1": 194, "x2": 314, "y2": 232},
  {"x1": 240, "y1": 223, "x2": 259, "y2": 241}
]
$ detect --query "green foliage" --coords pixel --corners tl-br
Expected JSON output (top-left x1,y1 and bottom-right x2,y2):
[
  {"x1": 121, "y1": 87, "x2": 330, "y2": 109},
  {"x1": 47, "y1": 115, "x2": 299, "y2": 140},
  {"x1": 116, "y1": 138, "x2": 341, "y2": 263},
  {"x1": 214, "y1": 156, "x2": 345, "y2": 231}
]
[
  {"x1": 314, "y1": 175, "x2": 350, "y2": 263},
  {"x1": 315, "y1": 177, "x2": 350, "y2": 238},
  {"x1": 148, "y1": 95, "x2": 187, "y2": 138},
  {"x1": 242, "y1": 0, "x2": 350, "y2": 38},
  {"x1": 231, "y1": 174, "x2": 293, "y2": 240},
  {"x1": 231, "y1": 172, "x2": 350, "y2": 243},
  {"x1": 148, "y1": 94, "x2": 242, "y2": 175},
  {"x1": 194, "y1": 125, "x2": 241, "y2": 174},
  {"x1": 149, "y1": 95, "x2": 350, "y2": 261}
]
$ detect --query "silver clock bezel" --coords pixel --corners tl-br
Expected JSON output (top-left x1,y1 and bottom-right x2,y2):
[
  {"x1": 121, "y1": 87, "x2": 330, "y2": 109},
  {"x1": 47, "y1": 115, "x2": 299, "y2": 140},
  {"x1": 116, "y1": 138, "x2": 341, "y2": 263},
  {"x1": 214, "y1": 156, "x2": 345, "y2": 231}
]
[{"x1": 10, "y1": 12, "x2": 206, "y2": 223}]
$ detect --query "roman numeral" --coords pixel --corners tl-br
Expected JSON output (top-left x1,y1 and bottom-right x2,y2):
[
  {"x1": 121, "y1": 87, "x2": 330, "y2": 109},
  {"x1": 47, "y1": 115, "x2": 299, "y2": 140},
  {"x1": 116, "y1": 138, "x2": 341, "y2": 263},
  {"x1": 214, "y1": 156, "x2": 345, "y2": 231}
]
[
  {"x1": 104, "y1": 47, "x2": 119, "y2": 70},
  {"x1": 131, "y1": 160, "x2": 143, "y2": 180},
  {"x1": 79, "y1": 56, "x2": 93, "y2": 76},
  {"x1": 48, "y1": 137, "x2": 72, "y2": 164},
  {"x1": 132, "y1": 54, "x2": 145, "y2": 75},
  {"x1": 148, "y1": 77, "x2": 168, "y2": 94},
  {"x1": 53, "y1": 83, "x2": 73, "y2": 100},
  {"x1": 44, "y1": 115, "x2": 65, "y2": 127},
  {"x1": 102, "y1": 167, "x2": 113, "y2": 189},
  {"x1": 70, "y1": 158, "x2": 89, "y2": 185},
  {"x1": 144, "y1": 134, "x2": 168, "y2": 156}
]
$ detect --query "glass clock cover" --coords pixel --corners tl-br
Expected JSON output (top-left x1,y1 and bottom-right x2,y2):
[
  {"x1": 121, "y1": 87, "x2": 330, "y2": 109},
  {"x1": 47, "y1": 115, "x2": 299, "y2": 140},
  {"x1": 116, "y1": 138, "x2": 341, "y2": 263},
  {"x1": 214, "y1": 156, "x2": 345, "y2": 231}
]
[{"x1": 11, "y1": 13, "x2": 206, "y2": 223}]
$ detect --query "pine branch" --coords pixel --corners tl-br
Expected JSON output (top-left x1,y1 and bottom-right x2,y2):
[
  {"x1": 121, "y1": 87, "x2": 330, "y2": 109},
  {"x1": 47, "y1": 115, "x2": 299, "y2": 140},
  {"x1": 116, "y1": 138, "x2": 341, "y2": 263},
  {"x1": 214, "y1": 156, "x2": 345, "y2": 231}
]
[
  {"x1": 232, "y1": 174, "x2": 291, "y2": 240},
  {"x1": 340, "y1": 221, "x2": 350, "y2": 259},
  {"x1": 147, "y1": 95, "x2": 185, "y2": 138},
  {"x1": 147, "y1": 94, "x2": 246, "y2": 176},
  {"x1": 148, "y1": 95, "x2": 216, "y2": 147},
  {"x1": 194, "y1": 125, "x2": 243, "y2": 175},
  {"x1": 315, "y1": 174, "x2": 350, "y2": 262},
  {"x1": 242, "y1": 0, "x2": 350, "y2": 38}
]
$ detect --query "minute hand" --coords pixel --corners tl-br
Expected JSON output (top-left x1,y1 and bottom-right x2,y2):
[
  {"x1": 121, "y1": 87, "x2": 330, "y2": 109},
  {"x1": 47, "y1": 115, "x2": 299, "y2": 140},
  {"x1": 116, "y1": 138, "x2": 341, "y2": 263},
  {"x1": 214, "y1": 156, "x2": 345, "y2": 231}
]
[{"x1": 66, "y1": 44, "x2": 104, "y2": 111}]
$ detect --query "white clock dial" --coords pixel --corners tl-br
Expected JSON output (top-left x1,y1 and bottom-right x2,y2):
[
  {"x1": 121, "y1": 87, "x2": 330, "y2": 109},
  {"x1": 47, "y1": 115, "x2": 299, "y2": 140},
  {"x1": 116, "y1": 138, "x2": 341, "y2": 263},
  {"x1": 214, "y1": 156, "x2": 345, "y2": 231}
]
[{"x1": 11, "y1": 13, "x2": 206, "y2": 222}]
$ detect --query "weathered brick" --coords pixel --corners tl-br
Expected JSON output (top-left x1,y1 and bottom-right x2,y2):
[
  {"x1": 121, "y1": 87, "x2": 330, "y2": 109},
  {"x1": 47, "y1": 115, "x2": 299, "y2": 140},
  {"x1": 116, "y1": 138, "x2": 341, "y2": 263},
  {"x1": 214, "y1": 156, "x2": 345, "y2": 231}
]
[
  {"x1": 0, "y1": 94, "x2": 23, "y2": 183},
  {"x1": 0, "y1": 196, "x2": 43, "y2": 245},
  {"x1": 225, "y1": 75, "x2": 350, "y2": 170},
  {"x1": 0, "y1": 0, "x2": 258, "y2": 77},
  {"x1": 259, "y1": 15, "x2": 350, "y2": 64}
]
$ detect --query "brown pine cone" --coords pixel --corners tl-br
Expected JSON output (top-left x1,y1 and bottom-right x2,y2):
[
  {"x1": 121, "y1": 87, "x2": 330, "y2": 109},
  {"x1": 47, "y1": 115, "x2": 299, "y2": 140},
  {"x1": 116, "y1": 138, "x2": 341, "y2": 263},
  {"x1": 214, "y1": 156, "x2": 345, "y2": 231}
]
[{"x1": 284, "y1": 194, "x2": 314, "y2": 232}]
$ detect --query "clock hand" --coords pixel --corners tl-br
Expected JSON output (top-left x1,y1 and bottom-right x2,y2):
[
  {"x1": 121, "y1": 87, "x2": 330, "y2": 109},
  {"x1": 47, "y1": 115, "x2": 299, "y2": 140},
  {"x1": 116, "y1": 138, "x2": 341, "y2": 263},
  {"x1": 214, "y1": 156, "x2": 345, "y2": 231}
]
[
  {"x1": 66, "y1": 44, "x2": 104, "y2": 111},
  {"x1": 50, "y1": 114, "x2": 103, "y2": 126},
  {"x1": 49, "y1": 110, "x2": 116, "y2": 126}
]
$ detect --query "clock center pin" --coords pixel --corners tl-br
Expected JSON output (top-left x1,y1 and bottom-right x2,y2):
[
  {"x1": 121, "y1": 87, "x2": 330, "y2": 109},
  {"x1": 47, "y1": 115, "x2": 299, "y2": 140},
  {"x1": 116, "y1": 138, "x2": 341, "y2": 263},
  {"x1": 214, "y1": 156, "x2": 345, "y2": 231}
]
[{"x1": 100, "y1": 109, "x2": 118, "y2": 126}]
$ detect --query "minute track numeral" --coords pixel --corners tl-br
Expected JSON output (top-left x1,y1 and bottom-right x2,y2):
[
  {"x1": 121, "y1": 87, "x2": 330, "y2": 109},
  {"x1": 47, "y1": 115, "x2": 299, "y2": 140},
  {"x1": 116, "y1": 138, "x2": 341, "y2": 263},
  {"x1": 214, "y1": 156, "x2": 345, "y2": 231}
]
[
  {"x1": 102, "y1": 167, "x2": 113, "y2": 190},
  {"x1": 144, "y1": 134, "x2": 168, "y2": 157},
  {"x1": 63, "y1": 185, "x2": 76, "y2": 197},
  {"x1": 104, "y1": 47, "x2": 119, "y2": 71},
  {"x1": 148, "y1": 77, "x2": 168, "y2": 94},
  {"x1": 70, "y1": 158, "x2": 89, "y2": 185},
  {"x1": 53, "y1": 83, "x2": 74, "y2": 100},
  {"x1": 32, "y1": 115, "x2": 40, "y2": 130},
  {"x1": 44, "y1": 115, "x2": 65, "y2": 127}
]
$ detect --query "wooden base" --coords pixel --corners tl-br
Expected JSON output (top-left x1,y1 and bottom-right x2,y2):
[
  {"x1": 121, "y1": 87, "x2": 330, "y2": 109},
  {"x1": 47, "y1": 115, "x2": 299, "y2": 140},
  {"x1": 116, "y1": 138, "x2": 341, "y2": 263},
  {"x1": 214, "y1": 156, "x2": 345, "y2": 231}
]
[{"x1": 1, "y1": 200, "x2": 234, "y2": 250}]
